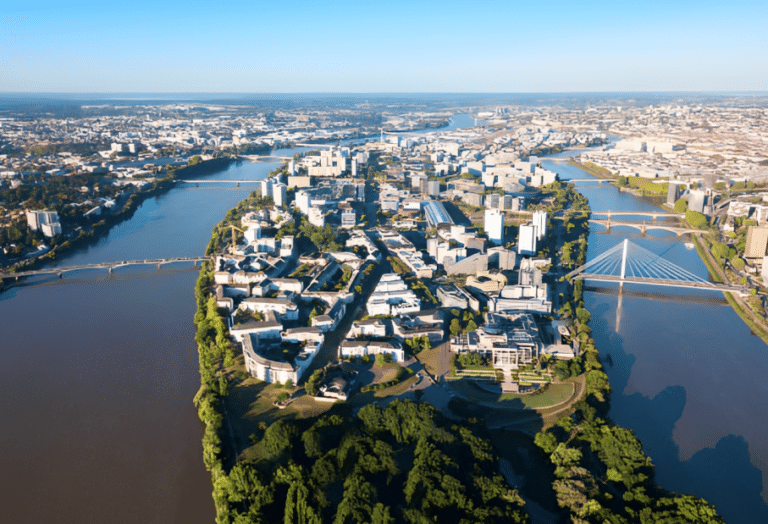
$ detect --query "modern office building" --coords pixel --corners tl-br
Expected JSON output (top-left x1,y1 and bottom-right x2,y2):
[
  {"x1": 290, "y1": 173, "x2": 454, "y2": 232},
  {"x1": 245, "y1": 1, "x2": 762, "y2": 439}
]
[
  {"x1": 366, "y1": 273, "x2": 421, "y2": 316},
  {"x1": 341, "y1": 208, "x2": 356, "y2": 228}
]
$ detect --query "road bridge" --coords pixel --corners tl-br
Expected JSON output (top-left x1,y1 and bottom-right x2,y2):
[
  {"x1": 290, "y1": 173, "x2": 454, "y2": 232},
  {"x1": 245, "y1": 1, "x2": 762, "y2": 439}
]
[
  {"x1": 292, "y1": 143, "x2": 335, "y2": 149},
  {"x1": 565, "y1": 239, "x2": 746, "y2": 293},
  {"x1": 177, "y1": 180, "x2": 262, "y2": 184},
  {"x1": 1, "y1": 257, "x2": 208, "y2": 281},
  {"x1": 238, "y1": 155, "x2": 293, "y2": 162},
  {"x1": 591, "y1": 210, "x2": 686, "y2": 220},
  {"x1": 589, "y1": 219, "x2": 702, "y2": 236},
  {"x1": 565, "y1": 178, "x2": 617, "y2": 183}
]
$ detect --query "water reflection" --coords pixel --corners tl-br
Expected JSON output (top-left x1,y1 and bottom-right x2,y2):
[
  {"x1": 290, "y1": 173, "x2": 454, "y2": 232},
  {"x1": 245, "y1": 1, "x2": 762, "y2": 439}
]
[{"x1": 543, "y1": 153, "x2": 768, "y2": 522}]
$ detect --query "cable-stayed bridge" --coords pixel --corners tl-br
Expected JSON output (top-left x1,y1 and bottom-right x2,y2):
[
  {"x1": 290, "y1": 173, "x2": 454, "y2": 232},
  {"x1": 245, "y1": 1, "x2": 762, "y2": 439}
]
[{"x1": 565, "y1": 239, "x2": 746, "y2": 292}]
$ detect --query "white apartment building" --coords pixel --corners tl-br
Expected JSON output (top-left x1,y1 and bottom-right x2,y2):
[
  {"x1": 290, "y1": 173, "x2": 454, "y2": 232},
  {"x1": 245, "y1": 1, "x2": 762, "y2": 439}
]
[
  {"x1": 532, "y1": 210, "x2": 547, "y2": 241},
  {"x1": 366, "y1": 273, "x2": 421, "y2": 316},
  {"x1": 518, "y1": 223, "x2": 537, "y2": 256},
  {"x1": 273, "y1": 183, "x2": 287, "y2": 207},
  {"x1": 26, "y1": 210, "x2": 62, "y2": 237},
  {"x1": 295, "y1": 190, "x2": 311, "y2": 214},
  {"x1": 485, "y1": 209, "x2": 504, "y2": 246}
]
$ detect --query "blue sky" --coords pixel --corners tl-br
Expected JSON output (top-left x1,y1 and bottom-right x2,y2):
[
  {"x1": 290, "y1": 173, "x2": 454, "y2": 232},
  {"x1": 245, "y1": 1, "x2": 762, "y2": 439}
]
[{"x1": 1, "y1": 0, "x2": 766, "y2": 93}]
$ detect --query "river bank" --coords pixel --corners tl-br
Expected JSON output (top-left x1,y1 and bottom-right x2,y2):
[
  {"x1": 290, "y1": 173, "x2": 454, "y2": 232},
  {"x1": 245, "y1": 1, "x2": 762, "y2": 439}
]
[
  {"x1": 566, "y1": 156, "x2": 768, "y2": 345},
  {"x1": 2, "y1": 156, "x2": 236, "y2": 278},
  {"x1": 553, "y1": 155, "x2": 768, "y2": 522}
]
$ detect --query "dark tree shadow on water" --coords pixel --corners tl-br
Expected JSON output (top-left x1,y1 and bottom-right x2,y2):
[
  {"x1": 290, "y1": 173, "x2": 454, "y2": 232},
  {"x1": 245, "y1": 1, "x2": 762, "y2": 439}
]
[{"x1": 587, "y1": 296, "x2": 768, "y2": 523}]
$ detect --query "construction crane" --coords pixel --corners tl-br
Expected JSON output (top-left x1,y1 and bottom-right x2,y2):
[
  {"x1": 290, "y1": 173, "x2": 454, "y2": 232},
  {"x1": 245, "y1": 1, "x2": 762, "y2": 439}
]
[{"x1": 225, "y1": 224, "x2": 246, "y2": 255}]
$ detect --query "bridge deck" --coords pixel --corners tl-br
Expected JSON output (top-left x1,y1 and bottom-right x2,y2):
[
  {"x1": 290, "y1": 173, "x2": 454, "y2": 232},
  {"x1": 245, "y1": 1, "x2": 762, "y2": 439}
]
[
  {"x1": 588, "y1": 219, "x2": 701, "y2": 235},
  {"x1": 574, "y1": 274, "x2": 745, "y2": 292},
  {"x1": 1, "y1": 257, "x2": 208, "y2": 279},
  {"x1": 177, "y1": 180, "x2": 262, "y2": 184}
]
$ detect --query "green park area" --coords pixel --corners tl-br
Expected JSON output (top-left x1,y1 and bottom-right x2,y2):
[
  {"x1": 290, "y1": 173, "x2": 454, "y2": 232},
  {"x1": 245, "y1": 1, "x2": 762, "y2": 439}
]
[{"x1": 447, "y1": 379, "x2": 574, "y2": 410}]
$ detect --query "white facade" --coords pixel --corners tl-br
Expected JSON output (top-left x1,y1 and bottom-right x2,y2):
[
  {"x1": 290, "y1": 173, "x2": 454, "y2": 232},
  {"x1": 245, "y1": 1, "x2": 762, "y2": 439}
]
[
  {"x1": 308, "y1": 207, "x2": 325, "y2": 228},
  {"x1": 26, "y1": 210, "x2": 62, "y2": 237},
  {"x1": 260, "y1": 179, "x2": 273, "y2": 198},
  {"x1": 244, "y1": 224, "x2": 261, "y2": 243},
  {"x1": 485, "y1": 209, "x2": 504, "y2": 246},
  {"x1": 341, "y1": 208, "x2": 356, "y2": 228},
  {"x1": 533, "y1": 210, "x2": 547, "y2": 240},
  {"x1": 239, "y1": 297, "x2": 299, "y2": 320},
  {"x1": 366, "y1": 273, "x2": 421, "y2": 316},
  {"x1": 296, "y1": 190, "x2": 311, "y2": 214},
  {"x1": 518, "y1": 224, "x2": 537, "y2": 256},
  {"x1": 339, "y1": 340, "x2": 405, "y2": 363},
  {"x1": 273, "y1": 183, "x2": 287, "y2": 207}
]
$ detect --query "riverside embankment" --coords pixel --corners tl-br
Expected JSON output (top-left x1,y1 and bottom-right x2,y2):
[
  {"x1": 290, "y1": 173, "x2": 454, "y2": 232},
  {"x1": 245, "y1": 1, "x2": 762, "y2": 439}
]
[
  {"x1": 0, "y1": 114, "x2": 481, "y2": 524},
  {"x1": 0, "y1": 155, "x2": 296, "y2": 524},
  {"x1": 548, "y1": 153, "x2": 768, "y2": 523}
]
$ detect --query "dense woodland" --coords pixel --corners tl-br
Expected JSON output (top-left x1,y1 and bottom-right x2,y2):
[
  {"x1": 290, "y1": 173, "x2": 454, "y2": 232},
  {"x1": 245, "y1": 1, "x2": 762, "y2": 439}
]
[{"x1": 218, "y1": 401, "x2": 529, "y2": 524}]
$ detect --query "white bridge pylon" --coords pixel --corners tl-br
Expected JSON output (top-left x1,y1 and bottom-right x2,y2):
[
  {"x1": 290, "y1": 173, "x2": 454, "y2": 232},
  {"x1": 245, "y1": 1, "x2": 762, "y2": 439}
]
[{"x1": 565, "y1": 239, "x2": 715, "y2": 287}]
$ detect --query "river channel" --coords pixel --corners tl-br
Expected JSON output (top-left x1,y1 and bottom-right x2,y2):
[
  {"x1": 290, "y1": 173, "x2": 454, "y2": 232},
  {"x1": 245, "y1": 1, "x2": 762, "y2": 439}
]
[
  {"x1": 546, "y1": 154, "x2": 768, "y2": 523},
  {"x1": 2, "y1": 116, "x2": 760, "y2": 523},
  {"x1": 0, "y1": 115, "x2": 478, "y2": 524}
]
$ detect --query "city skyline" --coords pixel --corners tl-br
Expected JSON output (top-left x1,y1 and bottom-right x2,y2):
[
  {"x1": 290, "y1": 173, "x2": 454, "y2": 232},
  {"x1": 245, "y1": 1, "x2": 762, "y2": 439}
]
[{"x1": 2, "y1": 0, "x2": 767, "y2": 93}]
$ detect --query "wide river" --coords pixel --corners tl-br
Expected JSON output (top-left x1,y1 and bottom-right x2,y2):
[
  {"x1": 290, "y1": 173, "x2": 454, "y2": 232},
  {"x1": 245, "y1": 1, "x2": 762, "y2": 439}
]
[
  {"x1": 546, "y1": 153, "x2": 768, "y2": 523},
  {"x1": 0, "y1": 115, "x2": 476, "y2": 523},
  {"x1": 2, "y1": 120, "x2": 764, "y2": 523}
]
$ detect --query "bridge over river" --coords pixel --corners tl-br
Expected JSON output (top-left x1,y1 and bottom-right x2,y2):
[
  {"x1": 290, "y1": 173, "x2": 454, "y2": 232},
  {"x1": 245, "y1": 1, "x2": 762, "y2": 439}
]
[
  {"x1": 566, "y1": 239, "x2": 746, "y2": 293},
  {"x1": 1, "y1": 257, "x2": 208, "y2": 281},
  {"x1": 588, "y1": 219, "x2": 704, "y2": 236}
]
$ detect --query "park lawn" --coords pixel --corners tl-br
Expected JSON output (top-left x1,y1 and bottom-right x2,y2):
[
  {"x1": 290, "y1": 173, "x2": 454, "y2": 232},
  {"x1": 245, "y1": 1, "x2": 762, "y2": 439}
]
[
  {"x1": 455, "y1": 369, "x2": 497, "y2": 376},
  {"x1": 374, "y1": 375, "x2": 419, "y2": 398},
  {"x1": 617, "y1": 176, "x2": 669, "y2": 195},
  {"x1": 517, "y1": 373, "x2": 552, "y2": 383},
  {"x1": 449, "y1": 379, "x2": 575, "y2": 410},
  {"x1": 448, "y1": 379, "x2": 502, "y2": 403},
  {"x1": 500, "y1": 383, "x2": 574, "y2": 408},
  {"x1": 372, "y1": 362, "x2": 402, "y2": 384},
  {"x1": 225, "y1": 374, "x2": 335, "y2": 462},
  {"x1": 416, "y1": 345, "x2": 443, "y2": 376}
]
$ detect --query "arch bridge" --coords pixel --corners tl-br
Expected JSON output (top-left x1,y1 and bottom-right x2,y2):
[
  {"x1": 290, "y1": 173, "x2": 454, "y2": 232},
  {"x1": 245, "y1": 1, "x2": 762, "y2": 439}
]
[{"x1": 588, "y1": 219, "x2": 703, "y2": 236}]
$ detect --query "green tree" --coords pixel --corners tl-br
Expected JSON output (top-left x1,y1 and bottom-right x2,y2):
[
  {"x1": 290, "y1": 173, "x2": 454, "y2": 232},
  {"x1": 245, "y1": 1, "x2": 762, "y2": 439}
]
[
  {"x1": 674, "y1": 198, "x2": 688, "y2": 213},
  {"x1": 262, "y1": 419, "x2": 298, "y2": 458},
  {"x1": 450, "y1": 318, "x2": 461, "y2": 337}
]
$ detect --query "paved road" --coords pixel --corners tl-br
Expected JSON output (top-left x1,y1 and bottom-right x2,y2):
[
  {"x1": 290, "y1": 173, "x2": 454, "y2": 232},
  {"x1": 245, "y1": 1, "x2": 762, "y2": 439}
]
[{"x1": 303, "y1": 236, "x2": 394, "y2": 380}]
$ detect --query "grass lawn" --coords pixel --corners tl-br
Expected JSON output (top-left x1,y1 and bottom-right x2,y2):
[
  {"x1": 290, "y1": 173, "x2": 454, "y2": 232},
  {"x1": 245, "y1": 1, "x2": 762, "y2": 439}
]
[
  {"x1": 373, "y1": 362, "x2": 402, "y2": 383},
  {"x1": 500, "y1": 383, "x2": 573, "y2": 408},
  {"x1": 224, "y1": 372, "x2": 336, "y2": 463},
  {"x1": 448, "y1": 379, "x2": 574, "y2": 410},
  {"x1": 416, "y1": 345, "x2": 443, "y2": 376},
  {"x1": 374, "y1": 375, "x2": 419, "y2": 398}
]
